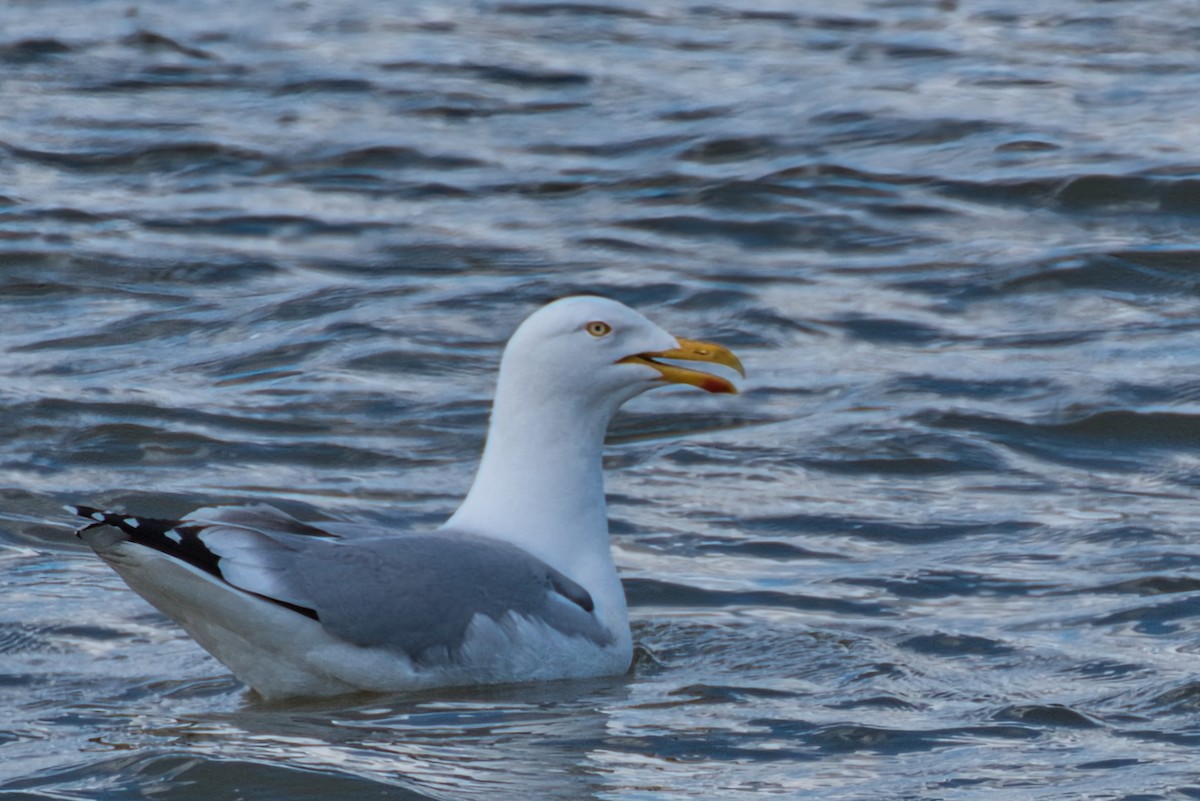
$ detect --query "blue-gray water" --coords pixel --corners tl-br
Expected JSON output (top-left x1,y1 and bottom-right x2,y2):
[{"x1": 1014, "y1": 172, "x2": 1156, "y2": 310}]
[{"x1": 3, "y1": 0, "x2": 1200, "y2": 798}]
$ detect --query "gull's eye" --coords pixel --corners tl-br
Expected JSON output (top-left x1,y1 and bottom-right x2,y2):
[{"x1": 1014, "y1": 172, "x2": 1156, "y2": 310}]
[{"x1": 586, "y1": 320, "x2": 612, "y2": 337}]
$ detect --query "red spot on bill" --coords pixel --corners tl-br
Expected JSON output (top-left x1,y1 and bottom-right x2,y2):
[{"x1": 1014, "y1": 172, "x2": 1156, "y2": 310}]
[{"x1": 701, "y1": 376, "x2": 737, "y2": 394}]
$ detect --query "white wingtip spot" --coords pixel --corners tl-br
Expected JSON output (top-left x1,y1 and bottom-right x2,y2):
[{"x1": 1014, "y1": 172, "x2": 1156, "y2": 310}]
[
  {"x1": 165, "y1": 529, "x2": 183, "y2": 544},
  {"x1": 124, "y1": 518, "x2": 140, "y2": 529},
  {"x1": 64, "y1": 505, "x2": 80, "y2": 515}
]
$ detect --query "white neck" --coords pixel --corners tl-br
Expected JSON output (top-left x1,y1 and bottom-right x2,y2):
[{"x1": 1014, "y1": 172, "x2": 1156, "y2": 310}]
[{"x1": 444, "y1": 379, "x2": 624, "y2": 611}]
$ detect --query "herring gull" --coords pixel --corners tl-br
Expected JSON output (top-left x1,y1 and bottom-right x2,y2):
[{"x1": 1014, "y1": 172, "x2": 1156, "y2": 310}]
[{"x1": 69, "y1": 295, "x2": 743, "y2": 699}]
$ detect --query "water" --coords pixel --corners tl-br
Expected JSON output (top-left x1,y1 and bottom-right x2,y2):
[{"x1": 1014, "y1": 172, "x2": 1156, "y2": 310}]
[{"x1": 3, "y1": 0, "x2": 1200, "y2": 797}]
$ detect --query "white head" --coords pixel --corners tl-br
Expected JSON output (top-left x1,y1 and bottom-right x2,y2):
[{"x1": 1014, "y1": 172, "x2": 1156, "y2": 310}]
[
  {"x1": 495, "y1": 295, "x2": 743, "y2": 422},
  {"x1": 448, "y1": 296, "x2": 743, "y2": 592}
]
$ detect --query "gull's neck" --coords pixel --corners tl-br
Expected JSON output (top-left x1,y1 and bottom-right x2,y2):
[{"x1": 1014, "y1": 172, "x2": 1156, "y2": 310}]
[{"x1": 444, "y1": 382, "x2": 618, "y2": 595}]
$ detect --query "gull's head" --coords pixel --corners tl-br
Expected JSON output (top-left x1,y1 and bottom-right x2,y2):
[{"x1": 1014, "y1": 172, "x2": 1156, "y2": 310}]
[{"x1": 497, "y1": 296, "x2": 744, "y2": 416}]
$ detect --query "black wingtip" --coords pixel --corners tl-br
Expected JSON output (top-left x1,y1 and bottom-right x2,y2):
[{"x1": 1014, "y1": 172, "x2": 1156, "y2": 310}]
[
  {"x1": 65, "y1": 504, "x2": 91, "y2": 519},
  {"x1": 66, "y1": 505, "x2": 183, "y2": 539},
  {"x1": 67, "y1": 504, "x2": 109, "y2": 537}
]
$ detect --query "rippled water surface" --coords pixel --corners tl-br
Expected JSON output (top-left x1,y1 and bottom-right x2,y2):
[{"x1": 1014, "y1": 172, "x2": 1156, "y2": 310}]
[{"x1": 4, "y1": 0, "x2": 1200, "y2": 798}]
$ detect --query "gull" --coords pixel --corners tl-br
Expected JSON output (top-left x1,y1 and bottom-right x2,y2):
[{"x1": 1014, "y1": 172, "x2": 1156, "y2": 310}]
[{"x1": 69, "y1": 296, "x2": 743, "y2": 699}]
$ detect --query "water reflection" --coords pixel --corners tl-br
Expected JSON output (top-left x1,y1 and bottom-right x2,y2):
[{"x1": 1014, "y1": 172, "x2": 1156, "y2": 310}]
[
  {"x1": 76, "y1": 682, "x2": 632, "y2": 801},
  {"x1": 5, "y1": 0, "x2": 1200, "y2": 797}
]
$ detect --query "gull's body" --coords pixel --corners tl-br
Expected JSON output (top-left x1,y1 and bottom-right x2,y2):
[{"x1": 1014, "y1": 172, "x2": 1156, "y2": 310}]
[{"x1": 72, "y1": 296, "x2": 742, "y2": 699}]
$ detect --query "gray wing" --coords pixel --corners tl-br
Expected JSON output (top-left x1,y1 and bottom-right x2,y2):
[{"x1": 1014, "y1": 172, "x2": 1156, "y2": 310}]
[
  {"x1": 73, "y1": 504, "x2": 612, "y2": 663},
  {"x1": 289, "y1": 532, "x2": 614, "y2": 661}
]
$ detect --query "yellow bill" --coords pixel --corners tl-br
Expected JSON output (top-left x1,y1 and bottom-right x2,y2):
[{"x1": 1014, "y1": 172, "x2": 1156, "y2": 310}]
[{"x1": 619, "y1": 337, "x2": 745, "y2": 394}]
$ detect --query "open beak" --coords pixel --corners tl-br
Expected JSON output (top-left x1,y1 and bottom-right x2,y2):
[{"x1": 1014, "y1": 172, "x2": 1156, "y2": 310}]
[{"x1": 619, "y1": 338, "x2": 745, "y2": 394}]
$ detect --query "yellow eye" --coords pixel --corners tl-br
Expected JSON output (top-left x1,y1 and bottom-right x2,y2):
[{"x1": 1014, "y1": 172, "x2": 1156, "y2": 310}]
[{"x1": 586, "y1": 320, "x2": 612, "y2": 337}]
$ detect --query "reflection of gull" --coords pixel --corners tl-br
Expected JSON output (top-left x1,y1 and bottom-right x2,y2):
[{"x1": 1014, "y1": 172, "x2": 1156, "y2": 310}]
[
  {"x1": 69, "y1": 296, "x2": 743, "y2": 699},
  {"x1": 186, "y1": 683, "x2": 639, "y2": 801}
]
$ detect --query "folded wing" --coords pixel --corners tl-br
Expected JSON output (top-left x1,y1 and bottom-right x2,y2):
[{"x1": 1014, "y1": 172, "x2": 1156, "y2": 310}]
[{"x1": 70, "y1": 504, "x2": 611, "y2": 666}]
